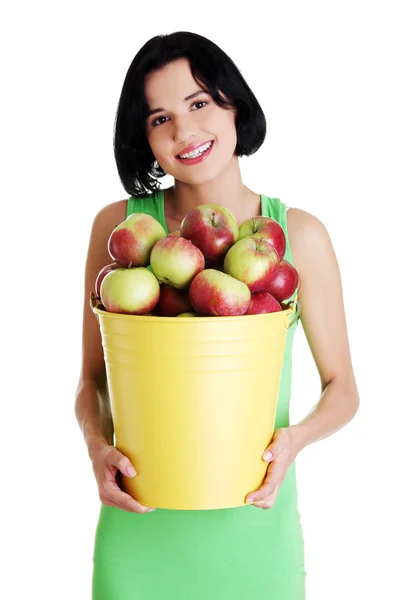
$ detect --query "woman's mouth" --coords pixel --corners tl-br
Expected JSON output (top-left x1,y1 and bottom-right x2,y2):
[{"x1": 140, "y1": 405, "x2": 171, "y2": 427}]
[{"x1": 175, "y1": 141, "x2": 214, "y2": 165}]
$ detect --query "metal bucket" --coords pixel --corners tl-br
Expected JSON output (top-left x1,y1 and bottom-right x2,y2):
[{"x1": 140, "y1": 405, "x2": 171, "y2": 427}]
[{"x1": 91, "y1": 293, "x2": 300, "y2": 510}]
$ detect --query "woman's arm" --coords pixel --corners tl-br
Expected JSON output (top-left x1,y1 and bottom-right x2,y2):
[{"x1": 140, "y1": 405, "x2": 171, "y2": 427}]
[
  {"x1": 74, "y1": 200, "x2": 155, "y2": 513},
  {"x1": 245, "y1": 208, "x2": 360, "y2": 508},
  {"x1": 74, "y1": 202, "x2": 123, "y2": 456},
  {"x1": 287, "y1": 208, "x2": 360, "y2": 453}
]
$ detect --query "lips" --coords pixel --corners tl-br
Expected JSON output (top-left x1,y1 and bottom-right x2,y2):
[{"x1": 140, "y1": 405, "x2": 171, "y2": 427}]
[{"x1": 176, "y1": 140, "x2": 214, "y2": 158}]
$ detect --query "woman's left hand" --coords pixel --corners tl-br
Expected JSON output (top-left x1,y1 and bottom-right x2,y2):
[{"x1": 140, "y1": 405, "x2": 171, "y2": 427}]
[{"x1": 245, "y1": 427, "x2": 301, "y2": 510}]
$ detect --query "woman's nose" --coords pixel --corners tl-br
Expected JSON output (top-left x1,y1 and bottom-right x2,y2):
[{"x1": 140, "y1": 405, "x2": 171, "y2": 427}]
[{"x1": 173, "y1": 115, "x2": 197, "y2": 144}]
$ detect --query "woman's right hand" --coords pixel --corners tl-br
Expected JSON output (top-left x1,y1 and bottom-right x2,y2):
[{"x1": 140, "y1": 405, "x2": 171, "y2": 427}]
[{"x1": 91, "y1": 444, "x2": 156, "y2": 514}]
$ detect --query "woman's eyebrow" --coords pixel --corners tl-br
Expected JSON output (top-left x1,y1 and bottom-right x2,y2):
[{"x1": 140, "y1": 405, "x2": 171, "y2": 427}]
[{"x1": 148, "y1": 90, "x2": 208, "y2": 116}]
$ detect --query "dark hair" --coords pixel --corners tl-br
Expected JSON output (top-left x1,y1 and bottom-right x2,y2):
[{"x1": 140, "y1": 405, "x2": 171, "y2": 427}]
[{"x1": 114, "y1": 31, "x2": 267, "y2": 198}]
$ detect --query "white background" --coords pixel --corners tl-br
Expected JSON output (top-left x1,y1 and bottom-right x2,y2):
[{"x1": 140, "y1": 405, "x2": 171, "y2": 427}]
[{"x1": 2, "y1": 1, "x2": 399, "y2": 598}]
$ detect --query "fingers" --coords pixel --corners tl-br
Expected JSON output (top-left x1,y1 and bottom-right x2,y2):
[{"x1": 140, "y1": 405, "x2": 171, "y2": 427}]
[
  {"x1": 252, "y1": 491, "x2": 277, "y2": 510},
  {"x1": 99, "y1": 447, "x2": 156, "y2": 514},
  {"x1": 245, "y1": 429, "x2": 295, "y2": 510},
  {"x1": 99, "y1": 481, "x2": 155, "y2": 514},
  {"x1": 246, "y1": 454, "x2": 284, "y2": 508},
  {"x1": 106, "y1": 447, "x2": 137, "y2": 478}
]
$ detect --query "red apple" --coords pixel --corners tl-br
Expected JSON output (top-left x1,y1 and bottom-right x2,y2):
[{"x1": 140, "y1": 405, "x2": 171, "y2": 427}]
[
  {"x1": 156, "y1": 284, "x2": 192, "y2": 317},
  {"x1": 95, "y1": 262, "x2": 119, "y2": 298},
  {"x1": 180, "y1": 204, "x2": 238, "y2": 264},
  {"x1": 264, "y1": 259, "x2": 299, "y2": 302},
  {"x1": 150, "y1": 236, "x2": 205, "y2": 289},
  {"x1": 223, "y1": 237, "x2": 280, "y2": 292},
  {"x1": 108, "y1": 213, "x2": 166, "y2": 267},
  {"x1": 189, "y1": 269, "x2": 250, "y2": 316},
  {"x1": 245, "y1": 291, "x2": 282, "y2": 315},
  {"x1": 238, "y1": 216, "x2": 286, "y2": 260},
  {"x1": 100, "y1": 267, "x2": 160, "y2": 314}
]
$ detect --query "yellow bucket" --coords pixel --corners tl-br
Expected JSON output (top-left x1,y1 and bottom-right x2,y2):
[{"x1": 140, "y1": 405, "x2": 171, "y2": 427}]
[{"x1": 91, "y1": 293, "x2": 300, "y2": 510}]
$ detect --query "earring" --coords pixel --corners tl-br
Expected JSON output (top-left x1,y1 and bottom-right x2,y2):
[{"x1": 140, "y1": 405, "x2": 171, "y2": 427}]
[{"x1": 154, "y1": 159, "x2": 159, "y2": 169}]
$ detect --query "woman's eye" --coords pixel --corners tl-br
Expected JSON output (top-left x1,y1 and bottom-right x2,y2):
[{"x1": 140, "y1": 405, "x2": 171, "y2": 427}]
[
  {"x1": 151, "y1": 101, "x2": 208, "y2": 127},
  {"x1": 152, "y1": 115, "x2": 169, "y2": 127},
  {"x1": 192, "y1": 101, "x2": 208, "y2": 110}
]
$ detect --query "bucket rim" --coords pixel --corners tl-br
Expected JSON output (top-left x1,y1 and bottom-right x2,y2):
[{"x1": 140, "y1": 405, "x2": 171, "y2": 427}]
[{"x1": 90, "y1": 292, "x2": 299, "y2": 324}]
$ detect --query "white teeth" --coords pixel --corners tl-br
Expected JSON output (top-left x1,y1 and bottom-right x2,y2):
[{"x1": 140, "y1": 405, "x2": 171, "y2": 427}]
[{"x1": 179, "y1": 141, "x2": 212, "y2": 159}]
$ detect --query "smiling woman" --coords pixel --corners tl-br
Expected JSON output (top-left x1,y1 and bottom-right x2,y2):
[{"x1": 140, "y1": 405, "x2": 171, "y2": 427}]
[
  {"x1": 144, "y1": 59, "x2": 237, "y2": 184},
  {"x1": 76, "y1": 30, "x2": 360, "y2": 600},
  {"x1": 113, "y1": 31, "x2": 266, "y2": 200}
]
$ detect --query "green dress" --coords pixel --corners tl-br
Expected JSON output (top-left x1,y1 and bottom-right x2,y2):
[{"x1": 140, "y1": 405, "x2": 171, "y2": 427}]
[{"x1": 92, "y1": 190, "x2": 306, "y2": 599}]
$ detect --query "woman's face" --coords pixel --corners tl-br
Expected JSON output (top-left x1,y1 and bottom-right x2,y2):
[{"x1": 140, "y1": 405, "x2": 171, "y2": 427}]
[{"x1": 144, "y1": 58, "x2": 237, "y2": 185}]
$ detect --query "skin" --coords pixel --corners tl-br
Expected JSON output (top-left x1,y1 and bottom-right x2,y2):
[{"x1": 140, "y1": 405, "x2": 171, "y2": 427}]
[{"x1": 75, "y1": 57, "x2": 360, "y2": 514}]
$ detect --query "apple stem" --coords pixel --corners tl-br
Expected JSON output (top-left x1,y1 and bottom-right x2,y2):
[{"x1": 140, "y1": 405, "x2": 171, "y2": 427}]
[
  {"x1": 211, "y1": 212, "x2": 216, "y2": 227},
  {"x1": 252, "y1": 218, "x2": 258, "y2": 234},
  {"x1": 128, "y1": 261, "x2": 133, "y2": 268}
]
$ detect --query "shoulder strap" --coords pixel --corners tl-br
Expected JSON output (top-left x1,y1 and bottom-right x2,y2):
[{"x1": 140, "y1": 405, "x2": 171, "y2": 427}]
[{"x1": 125, "y1": 190, "x2": 168, "y2": 233}]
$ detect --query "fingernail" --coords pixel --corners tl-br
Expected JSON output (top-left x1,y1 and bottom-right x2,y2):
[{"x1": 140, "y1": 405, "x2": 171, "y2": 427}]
[
  {"x1": 146, "y1": 508, "x2": 156, "y2": 512},
  {"x1": 127, "y1": 466, "x2": 136, "y2": 477},
  {"x1": 246, "y1": 497, "x2": 255, "y2": 503},
  {"x1": 263, "y1": 451, "x2": 272, "y2": 461}
]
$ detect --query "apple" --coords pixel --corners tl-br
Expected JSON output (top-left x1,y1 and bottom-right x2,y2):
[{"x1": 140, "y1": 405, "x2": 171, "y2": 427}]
[
  {"x1": 100, "y1": 267, "x2": 160, "y2": 314},
  {"x1": 245, "y1": 291, "x2": 282, "y2": 315},
  {"x1": 168, "y1": 230, "x2": 180, "y2": 236},
  {"x1": 180, "y1": 204, "x2": 238, "y2": 264},
  {"x1": 223, "y1": 237, "x2": 280, "y2": 293},
  {"x1": 265, "y1": 259, "x2": 299, "y2": 302},
  {"x1": 150, "y1": 236, "x2": 205, "y2": 289},
  {"x1": 176, "y1": 312, "x2": 201, "y2": 317},
  {"x1": 108, "y1": 213, "x2": 166, "y2": 268},
  {"x1": 156, "y1": 284, "x2": 192, "y2": 317},
  {"x1": 95, "y1": 262, "x2": 119, "y2": 298},
  {"x1": 189, "y1": 269, "x2": 250, "y2": 316},
  {"x1": 238, "y1": 216, "x2": 286, "y2": 260}
]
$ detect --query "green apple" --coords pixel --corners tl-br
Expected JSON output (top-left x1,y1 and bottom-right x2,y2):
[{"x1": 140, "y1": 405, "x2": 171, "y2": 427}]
[
  {"x1": 150, "y1": 236, "x2": 205, "y2": 289},
  {"x1": 100, "y1": 267, "x2": 160, "y2": 314},
  {"x1": 223, "y1": 237, "x2": 280, "y2": 292}
]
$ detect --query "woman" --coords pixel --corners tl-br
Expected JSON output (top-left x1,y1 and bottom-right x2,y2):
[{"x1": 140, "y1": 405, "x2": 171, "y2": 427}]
[{"x1": 75, "y1": 31, "x2": 360, "y2": 599}]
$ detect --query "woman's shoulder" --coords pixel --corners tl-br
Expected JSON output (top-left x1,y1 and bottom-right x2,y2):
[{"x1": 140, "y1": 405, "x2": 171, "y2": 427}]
[
  {"x1": 87, "y1": 200, "x2": 128, "y2": 265},
  {"x1": 286, "y1": 206, "x2": 334, "y2": 275},
  {"x1": 93, "y1": 199, "x2": 128, "y2": 227},
  {"x1": 287, "y1": 206, "x2": 327, "y2": 237}
]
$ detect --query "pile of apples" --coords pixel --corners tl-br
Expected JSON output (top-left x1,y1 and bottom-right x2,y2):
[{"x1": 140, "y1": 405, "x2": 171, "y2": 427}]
[{"x1": 94, "y1": 204, "x2": 299, "y2": 317}]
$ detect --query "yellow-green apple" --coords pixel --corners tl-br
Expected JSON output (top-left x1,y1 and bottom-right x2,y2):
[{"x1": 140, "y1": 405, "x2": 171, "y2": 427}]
[
  {"x1": 108, "y1": 213, "x2": 166, "y2": 267},
  {"x1": 245, "y1": 291, "x2": 282, "y2": 315},
  {"x1": 156, "y1": 284, "x2": 192, "y2": 317},
  {"x1": 265, "y1": 259, "x2": 299, "y2": 301},
  {"x1": 180, "y1": 204, "x2": 238, "y2": 264},
  {"x1": 150, "y1": 236, "x2": 205, "y2": 289},
  {"x1": 95, "y1": 262, "x2": 119, "y2": 298},
  {"x1": 176, "y1": 312, "x2": 201, "y2": 317},
  {"x1": 223, "y1": 237, "x2": 280, "y2": 292},
  {"x1": 100, "y1": 267, "x2": 160, "y2": 314},
  {"x1": 238, "y1": 216, "x2": 286, "y2": 260},
  {"x1": 189, "y1": 269, "x2": 250, "y2": 316}
]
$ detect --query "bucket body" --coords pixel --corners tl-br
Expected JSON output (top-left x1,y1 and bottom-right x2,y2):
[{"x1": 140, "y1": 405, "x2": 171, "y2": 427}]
[{"x1": 92, "y1": 299, "x2": 298, "y2": 510}]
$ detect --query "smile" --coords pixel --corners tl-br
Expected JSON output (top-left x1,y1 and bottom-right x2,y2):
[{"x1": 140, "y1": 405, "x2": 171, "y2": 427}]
[{"x1": 176, "y1": 141, "x2": 214, "y2": 165}]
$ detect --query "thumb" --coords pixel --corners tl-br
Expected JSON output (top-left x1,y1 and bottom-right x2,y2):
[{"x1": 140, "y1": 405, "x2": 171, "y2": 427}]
[{"x1": 107, "y1": 447, "x2": 137, "y2": 477}]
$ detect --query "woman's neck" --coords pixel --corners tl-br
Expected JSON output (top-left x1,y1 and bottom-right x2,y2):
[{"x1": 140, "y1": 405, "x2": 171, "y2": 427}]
[{"x1": 164, "y1": 157, "x2": 261, "y2": 226}]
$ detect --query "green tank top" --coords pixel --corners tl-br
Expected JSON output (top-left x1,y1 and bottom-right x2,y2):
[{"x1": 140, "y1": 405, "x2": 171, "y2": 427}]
[{"x1": 92, "y1": 190, "x2": 305, "y2": 600}]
